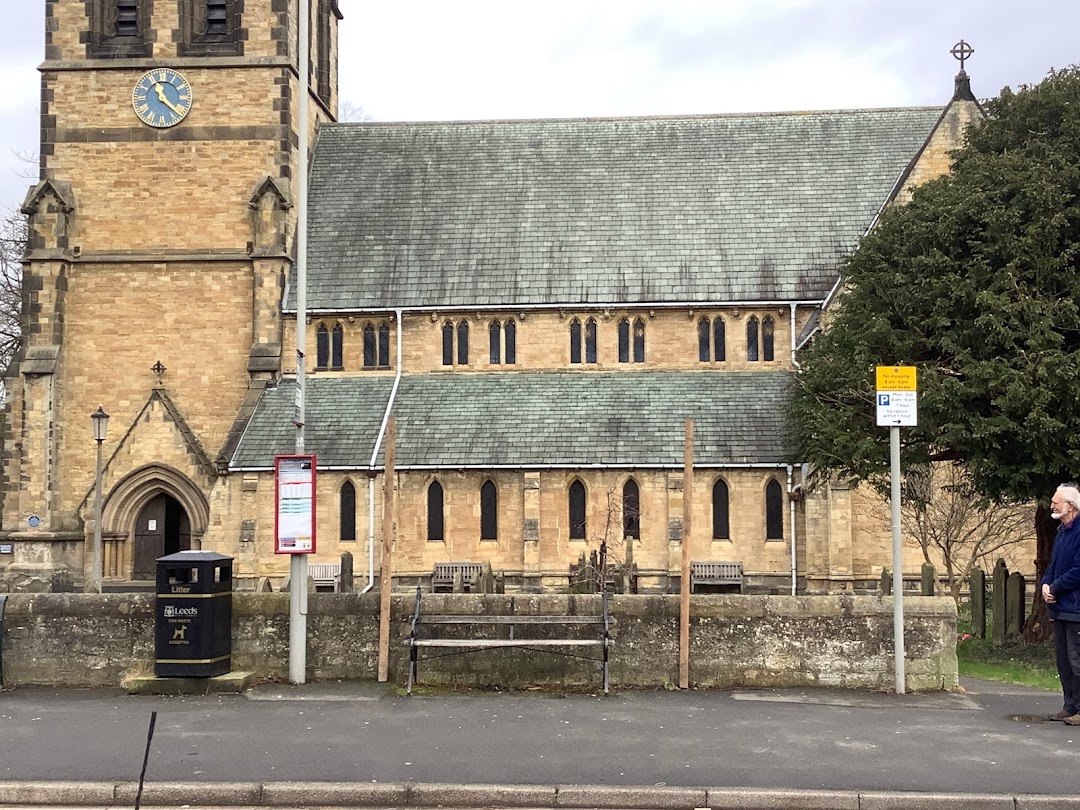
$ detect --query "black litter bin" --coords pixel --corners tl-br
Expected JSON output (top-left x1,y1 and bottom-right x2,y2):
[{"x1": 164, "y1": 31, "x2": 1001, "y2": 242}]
[{"x1": 155, "y1": 551, "x2": 233, "y2": 678}]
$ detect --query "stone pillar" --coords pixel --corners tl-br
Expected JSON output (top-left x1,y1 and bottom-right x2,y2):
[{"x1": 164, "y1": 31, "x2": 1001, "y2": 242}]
[
  {"x1": 667, "y1": 473, "x2": 683, "y2": 590},
  {"x1": 522, "y1": 472, "x2": 541, "y2": 584},
  {"x1": 825, "y1": 481, "x2": 855, "y2": 591}
]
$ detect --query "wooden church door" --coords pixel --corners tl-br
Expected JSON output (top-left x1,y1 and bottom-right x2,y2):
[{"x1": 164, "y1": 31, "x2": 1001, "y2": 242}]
[{"x1": 133, "y1": 494, "x2": 192, "y2": 579}]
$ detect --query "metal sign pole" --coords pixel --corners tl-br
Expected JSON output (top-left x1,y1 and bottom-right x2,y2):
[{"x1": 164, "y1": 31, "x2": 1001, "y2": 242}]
[
  {"x1": 876, "y1": 366, "x2": 916, "y2": 696},
  {"x1": 890, "y1": 425, "x2": 905, "y2": 694}
]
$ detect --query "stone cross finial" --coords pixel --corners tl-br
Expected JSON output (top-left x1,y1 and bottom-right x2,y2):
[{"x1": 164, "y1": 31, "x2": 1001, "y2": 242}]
[
  {"x1": 152, "y1": 360, "x2": 167, "y2": 385},
  {"x1": 950, "y1": 40, "x2": 974, "y2": 71}
]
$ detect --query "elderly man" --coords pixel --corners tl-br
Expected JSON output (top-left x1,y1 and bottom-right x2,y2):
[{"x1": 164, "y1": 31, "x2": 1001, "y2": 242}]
[{"x1": 1043, "y1": 484, "x2": 1080, "y2": 724}]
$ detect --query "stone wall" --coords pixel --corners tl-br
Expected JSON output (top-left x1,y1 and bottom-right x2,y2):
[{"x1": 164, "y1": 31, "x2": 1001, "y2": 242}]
[{"x1": 0, "y1": 593, "x2": 956, "y2": 691}]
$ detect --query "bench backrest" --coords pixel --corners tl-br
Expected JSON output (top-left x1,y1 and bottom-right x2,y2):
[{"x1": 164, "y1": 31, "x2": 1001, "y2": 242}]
[
  {"x1": 432, "y1": 562, "x2": 484, "y2": 584},
  {"x1": 309, "y1": 562, "x2": 341, "y2": 583},
  {"x1": 690, "y1": 561, "x2": 743, "y2": 582}
]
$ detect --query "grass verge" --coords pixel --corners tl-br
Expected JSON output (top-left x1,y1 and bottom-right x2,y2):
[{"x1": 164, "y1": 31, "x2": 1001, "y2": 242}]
[{"x1": 956, "y1": 635, "x2": 1059, "y2": 691}]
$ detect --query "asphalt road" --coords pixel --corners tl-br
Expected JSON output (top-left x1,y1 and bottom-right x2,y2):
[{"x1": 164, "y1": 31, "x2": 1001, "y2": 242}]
[{"x1": 0, "y1": 678, "x2": 1077, "y2": 796}]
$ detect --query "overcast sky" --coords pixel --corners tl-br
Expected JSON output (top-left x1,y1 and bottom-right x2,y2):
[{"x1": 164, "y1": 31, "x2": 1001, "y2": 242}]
[{"x1": 1, "y1": 0, "x2": 1077, "y2": 212}]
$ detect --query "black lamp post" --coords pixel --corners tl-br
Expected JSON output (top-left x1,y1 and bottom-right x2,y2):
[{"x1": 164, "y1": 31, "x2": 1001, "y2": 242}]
[{"x1": 90, "y1": 405, "x2": 109, "y2": 591}]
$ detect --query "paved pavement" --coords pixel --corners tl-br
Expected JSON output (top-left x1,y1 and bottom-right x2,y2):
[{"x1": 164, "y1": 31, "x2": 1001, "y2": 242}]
[{"x1": 0, "y1": 678, "x2": 1079, "y2": 808}]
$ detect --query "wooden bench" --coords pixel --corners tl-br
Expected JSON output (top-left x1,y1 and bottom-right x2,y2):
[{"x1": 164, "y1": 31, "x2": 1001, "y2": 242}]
[
  {"x1": 690, "y1": 561, "x2": 743, "y2": 593},
  {"x1": 405, "y1": 588, "x2": 613, "y2": 694},
  {"x1": 431, "y1": 562, "x2": 484, "y2": 592},
  {"x1": 309, "y1": 562, "x2": 341, "y2": 592}
]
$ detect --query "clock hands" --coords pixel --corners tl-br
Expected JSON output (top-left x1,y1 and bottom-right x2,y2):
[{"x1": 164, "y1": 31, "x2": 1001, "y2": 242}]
[{"x1": 153, "y1": 83, "x2": 185, "y2": 117}]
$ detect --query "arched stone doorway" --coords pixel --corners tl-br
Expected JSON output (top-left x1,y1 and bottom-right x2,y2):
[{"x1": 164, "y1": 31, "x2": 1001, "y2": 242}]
[
  {"x1": 132, "y1": 493, "x2": 192, "y2": 579},
  {"x1": 100, "y1": 463, "x2": 210, "y2": 582}
]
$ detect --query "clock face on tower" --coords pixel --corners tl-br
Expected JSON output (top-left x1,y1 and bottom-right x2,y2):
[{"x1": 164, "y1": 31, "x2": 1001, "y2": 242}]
[{"x1": 132, "y1": 68, "x2": 193, "y2": 128}]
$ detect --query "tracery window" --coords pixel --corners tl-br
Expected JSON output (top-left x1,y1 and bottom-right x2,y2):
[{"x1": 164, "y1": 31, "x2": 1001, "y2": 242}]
[
  {"x1": 699, "y1": 317, "x2": 726, "y2": 363},
  {"x1": 442, "y1": 321, "x2": 470, "y2": 366},
  {"x1": 570, "y1": 318, "x2": 598, "y2": 364},
  {"x1": 489, "y1": 320, "x2": 516, "y2": 365}
]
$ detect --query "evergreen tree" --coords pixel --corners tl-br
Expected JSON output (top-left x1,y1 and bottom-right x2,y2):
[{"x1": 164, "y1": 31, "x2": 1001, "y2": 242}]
[{"x1": 790, "y1": 66, "x2": 1080, "y2": 638}]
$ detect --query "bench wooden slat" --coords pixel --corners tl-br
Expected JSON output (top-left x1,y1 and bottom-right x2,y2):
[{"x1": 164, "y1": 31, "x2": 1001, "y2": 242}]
[
  {"x1": 412, "y1": 639, "x2": 605, "y2": 648},
  {"x1": 420, "y1": 615, "x2": 603, "y2": 625}
]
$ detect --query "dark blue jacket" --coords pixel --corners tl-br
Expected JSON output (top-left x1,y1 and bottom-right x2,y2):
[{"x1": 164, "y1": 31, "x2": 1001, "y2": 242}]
[{"x1": 1043, "y1": 517, "x2": 1080, "y2": 620}]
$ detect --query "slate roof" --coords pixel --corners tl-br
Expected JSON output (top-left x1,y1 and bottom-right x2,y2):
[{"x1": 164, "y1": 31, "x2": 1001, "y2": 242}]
[
  {"x1": 303, "y1": 108, "x2": 942, "y2": 309},
  {"x1": 230, "y1": 371, "x2": 794, "y2": 469}
]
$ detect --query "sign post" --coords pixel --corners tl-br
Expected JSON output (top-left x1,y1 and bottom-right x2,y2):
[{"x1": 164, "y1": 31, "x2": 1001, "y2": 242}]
[
  {"x1": 875, "y1": 366, "x2": 917, "y2": 695},
  {"x1": 275, "y1": 454, "x2": 316, "y2": 685}
]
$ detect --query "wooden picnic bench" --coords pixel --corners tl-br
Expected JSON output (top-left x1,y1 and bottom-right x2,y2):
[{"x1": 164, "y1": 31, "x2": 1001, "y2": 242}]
[
  {"x1": 690, "y1": 560, "x2": 744, "y2": 593},
  {"x1": 431, "y1": 562, "x2": 484, "y2": 592},
  {"x1": 405, "y1": 588, "x2": 613, "y2": 694}
]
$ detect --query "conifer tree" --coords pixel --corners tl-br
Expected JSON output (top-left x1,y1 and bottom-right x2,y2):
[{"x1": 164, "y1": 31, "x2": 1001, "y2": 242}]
[{"x1": 791, "y1": 66, "x2": 1080, "y2": 638}]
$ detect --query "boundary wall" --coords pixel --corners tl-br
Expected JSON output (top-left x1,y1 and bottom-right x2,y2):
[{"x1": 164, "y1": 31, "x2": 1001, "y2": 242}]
[{"x1": 0, "y1": 593, "x2": 957, "y2": 690}]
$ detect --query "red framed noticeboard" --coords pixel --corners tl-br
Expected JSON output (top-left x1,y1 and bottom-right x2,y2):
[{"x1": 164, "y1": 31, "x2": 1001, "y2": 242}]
[{"x1": 274, "y1": 454, "x2": 316, "y2": 554}]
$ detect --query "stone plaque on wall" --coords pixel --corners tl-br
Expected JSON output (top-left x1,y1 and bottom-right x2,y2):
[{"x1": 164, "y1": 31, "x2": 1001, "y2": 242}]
[
  {"x1": 523, "y1": 518, "x2": 539, "y2": 541},
  {"x1": 668, "y1": 518, "x2": 682, "y2": 541}
]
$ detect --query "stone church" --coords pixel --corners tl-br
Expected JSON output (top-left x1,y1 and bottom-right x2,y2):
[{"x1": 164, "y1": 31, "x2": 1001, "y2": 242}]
[{"x1": 0, "y1": 0, "x2": 985, "y2": 594}]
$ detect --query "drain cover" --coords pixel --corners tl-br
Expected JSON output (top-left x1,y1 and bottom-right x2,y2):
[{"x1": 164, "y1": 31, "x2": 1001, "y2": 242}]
[{"x1": 1009, "y1": 714, "x2": 1051, "y2": 722}]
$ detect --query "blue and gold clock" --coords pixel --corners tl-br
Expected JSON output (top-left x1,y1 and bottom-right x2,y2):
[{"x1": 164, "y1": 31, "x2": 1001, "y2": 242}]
[{"x1": 132, "y1": 68, "x2": 193, "y2": 128}]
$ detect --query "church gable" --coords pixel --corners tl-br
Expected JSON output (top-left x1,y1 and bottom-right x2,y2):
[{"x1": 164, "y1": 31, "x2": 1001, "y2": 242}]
[
  {"x1": 303, "y1": 107, "x2": 942, "y2": 310},
  {"x1": 100, "y1": 388, "x2": 218, "y2": 496}
]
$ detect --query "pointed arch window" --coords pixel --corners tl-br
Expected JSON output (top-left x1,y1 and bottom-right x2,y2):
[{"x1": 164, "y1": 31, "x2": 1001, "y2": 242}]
[
  {"x1": 698, "y1": 318, "x2": 711, "y2": 362},
  {"x1": 570, "y1": 319, "x2": 583, "y2": 364},
  {"x1": 766, "y1": 479, "x2": 784, "y2": 540},
  {"x1": 569, "y1": 480, "x2": 587, "y2": 540},
  {"x1": 480, "y1": 479, "x2": 498, "y2": 541},
  {"x1": 585, "y1": 318, "x2": 597, "y2": 363},
  {"x1": 339, "y1": 481, "x2": 356, "y2": 542},
  {"x1": 622, "y1": 479, "x2": 640, "y2": 539},
  {"x1": 457, "y1": 321, "x2": 470, "y2": 365},
  {"x1": 442, "y1": 322, "x2": 454, "y2": 366},
  {"x1": 316, "y1": 323, "x2": 330, "y2": 370},
  {"x1": 504, "y1": 320, "x2": 516, "y2": 364},
  {"x1": 633, "y1": 318, "x2": 646, "y2": 363},
  {"x1": 331, "y1": 323, "x2": 344, "y2": 369},
  {"x1": 762, "y1": 315, "x2": 775, "y2": 361},
  {"x1": 712, "y1": 478, "x2": 730, "y2": 540},
  {"x1": 363, "y1": 324, "x2": 376, "y2": 368},
  {"x1": 427, "y1": 481, "x2": 444, "y2": 542},
  {"x1": 747, "y1": 316, "x2": 760, "y2": 362},
  {"x1": 714, "y1": 318, "x2": 726, "y2": 362},
  {"x1": 378, "y1": 323, "x2": 391, "y2": 367},
  {"x1": 618, "y1": 319, "x2": 630, "y2": 363},
  {"x1": 489, "y1": 321, "x2": 502, "y2": 364}
]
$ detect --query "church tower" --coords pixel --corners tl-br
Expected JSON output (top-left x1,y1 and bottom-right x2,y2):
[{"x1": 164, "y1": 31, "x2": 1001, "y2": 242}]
[{"x1": 1, "y1": 0, "x2": 340, "y2": 588}]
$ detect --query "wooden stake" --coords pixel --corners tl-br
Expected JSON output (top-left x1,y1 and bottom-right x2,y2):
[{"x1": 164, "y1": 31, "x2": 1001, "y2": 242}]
[
  {"x1": 680, "y1": 418, "x2": 693, "y2": 689},
  {"x1": 377, "y1": 417, "x2": 396, "y2": 682}
]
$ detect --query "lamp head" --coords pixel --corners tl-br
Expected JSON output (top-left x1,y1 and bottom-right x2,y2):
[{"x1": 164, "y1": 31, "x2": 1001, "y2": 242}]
[{"x1": 91, "y1": 405, "x2": 109, "y2": 442}]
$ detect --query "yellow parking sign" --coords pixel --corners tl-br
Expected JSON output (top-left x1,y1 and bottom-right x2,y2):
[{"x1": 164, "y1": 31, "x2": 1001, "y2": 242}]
[{"x1": 875, "y1": 366, "x2": 917, "y2": 392}]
